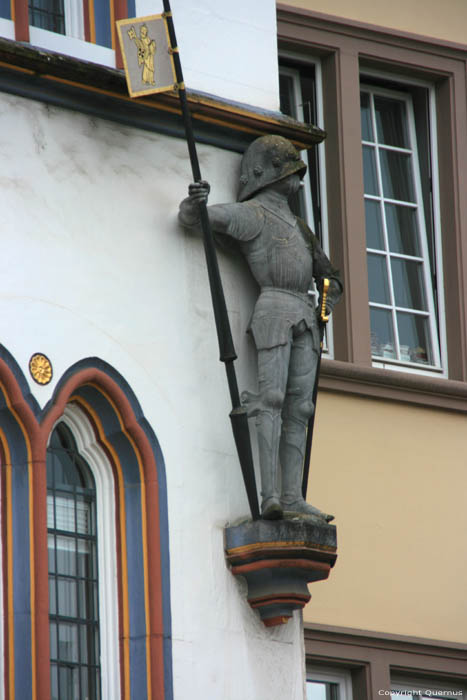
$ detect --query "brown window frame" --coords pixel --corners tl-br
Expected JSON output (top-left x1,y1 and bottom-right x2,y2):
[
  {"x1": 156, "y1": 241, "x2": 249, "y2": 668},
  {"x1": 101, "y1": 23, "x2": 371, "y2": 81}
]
[
  {"x1": 304, "y1": 623, "x2": 467, "y2": 698},
  {"x1": 277, "y1": 6, "x2": 467, "y2": 411}
]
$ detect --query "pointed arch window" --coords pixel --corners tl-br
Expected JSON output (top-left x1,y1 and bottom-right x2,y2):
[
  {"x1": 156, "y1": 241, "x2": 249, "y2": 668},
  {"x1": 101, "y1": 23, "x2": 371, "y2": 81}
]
[{"x1": 47, "y1": 423, "x2": 101, "y2": 700}]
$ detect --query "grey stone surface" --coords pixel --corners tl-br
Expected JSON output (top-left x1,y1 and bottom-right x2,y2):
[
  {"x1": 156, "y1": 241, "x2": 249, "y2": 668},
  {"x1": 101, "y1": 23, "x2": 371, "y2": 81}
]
[
  {"x1": 224, "y1": 516, "x2": 337, "y2": 551},
  {"x1": 179, "y1": 135, "x2": 343, "y2": 521}
]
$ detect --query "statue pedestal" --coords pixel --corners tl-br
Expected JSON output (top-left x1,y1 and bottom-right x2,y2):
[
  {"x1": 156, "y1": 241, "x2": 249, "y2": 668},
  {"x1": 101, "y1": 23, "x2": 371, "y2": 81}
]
[{"x1": 225, "y1": 518, "x2": 337, "y2": 627}]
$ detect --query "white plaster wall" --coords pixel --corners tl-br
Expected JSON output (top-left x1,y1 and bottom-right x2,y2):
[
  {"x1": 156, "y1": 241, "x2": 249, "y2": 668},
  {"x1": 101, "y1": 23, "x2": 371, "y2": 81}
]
[
  {"x1": 0, "y1": 1, "x2": 279, "y2": 111},
  {"x1": 136, "y1": 0, "x2": 280, "y2": 110},
  {"x1": 0, "y1": 93, "x2": 305, "y2": 699}
]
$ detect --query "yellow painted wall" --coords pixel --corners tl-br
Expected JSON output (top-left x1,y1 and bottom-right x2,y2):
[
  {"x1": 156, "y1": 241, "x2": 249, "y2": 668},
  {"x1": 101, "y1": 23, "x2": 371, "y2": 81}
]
[
  {"x1": 303, "y1": 392, "x2": 467, "y2": 643},
  {"x1": 279, "y1": 0, "x2": 467, "y2": 46}
]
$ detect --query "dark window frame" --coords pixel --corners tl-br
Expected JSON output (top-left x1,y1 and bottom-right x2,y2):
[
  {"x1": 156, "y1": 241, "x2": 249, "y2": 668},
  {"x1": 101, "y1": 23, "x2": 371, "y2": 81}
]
[
  {"x1": 304, "y1": 624, "x2": 467, "y2": 699},
  {"x1": 47, "y1": 423, "x2": 101, "y2": 700},
  {"x1": 277, "y1": 6, "x2": 467, "y2": 410}
]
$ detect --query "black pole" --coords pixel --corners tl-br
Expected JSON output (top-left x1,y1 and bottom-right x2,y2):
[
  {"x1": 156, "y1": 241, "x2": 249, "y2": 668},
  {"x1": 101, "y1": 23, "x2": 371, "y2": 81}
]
[
  {"x1": 162, "y1": 1, "x2": 260, "y2": 519},
  {"x1": 302, "y1": 279, "x2": 329, "y2": 499}
]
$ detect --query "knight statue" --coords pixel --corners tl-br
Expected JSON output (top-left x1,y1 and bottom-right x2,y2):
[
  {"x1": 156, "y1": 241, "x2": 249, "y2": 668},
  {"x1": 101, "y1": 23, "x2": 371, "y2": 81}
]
[{"x1": 179, "y1": 135, "x2": 343, "y2": 521}]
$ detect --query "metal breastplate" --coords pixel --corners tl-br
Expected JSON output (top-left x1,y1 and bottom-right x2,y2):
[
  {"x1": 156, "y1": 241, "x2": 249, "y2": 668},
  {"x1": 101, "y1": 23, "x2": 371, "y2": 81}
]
[{"x1": 243, "y1": 207, "x2": 313, "y2": 292}]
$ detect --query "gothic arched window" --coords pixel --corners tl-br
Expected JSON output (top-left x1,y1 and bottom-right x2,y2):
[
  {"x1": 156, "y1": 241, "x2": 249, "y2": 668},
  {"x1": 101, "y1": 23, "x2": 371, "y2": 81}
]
[{"x1": 47, "y1": 423, "x2": 101, "y2": 700}]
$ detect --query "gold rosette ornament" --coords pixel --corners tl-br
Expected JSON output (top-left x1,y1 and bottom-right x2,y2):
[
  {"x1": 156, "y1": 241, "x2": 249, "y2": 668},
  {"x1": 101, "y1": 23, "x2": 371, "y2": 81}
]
[{"x1": 29, "y1": 353, "x2": 53, "y2": 385}]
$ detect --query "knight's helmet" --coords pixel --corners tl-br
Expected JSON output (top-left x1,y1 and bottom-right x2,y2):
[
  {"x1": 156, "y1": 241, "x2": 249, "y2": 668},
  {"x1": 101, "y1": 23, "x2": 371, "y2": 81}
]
[{"x1": 237, "y1": 134, "x2": 307, "y2": 202}]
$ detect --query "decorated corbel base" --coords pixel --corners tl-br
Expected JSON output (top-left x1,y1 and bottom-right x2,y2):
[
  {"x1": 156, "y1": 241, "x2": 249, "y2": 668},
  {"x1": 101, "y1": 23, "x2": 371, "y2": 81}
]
[{"x1": 225, "y1": 518, "x2": 337, "y2": 627}]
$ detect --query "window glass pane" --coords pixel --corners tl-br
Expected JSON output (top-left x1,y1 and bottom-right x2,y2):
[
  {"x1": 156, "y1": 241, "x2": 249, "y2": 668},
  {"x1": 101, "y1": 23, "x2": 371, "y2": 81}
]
[
  {"x1": 370, "y1": 307, "x2": 396, "y2": 358},
  {"x1": 48, "y1": 534, "x2": 56, "y2": 572},
  {"x1": 307, "y1": 681, "x2": 327, "y2": 700},
  {"x1": 49, "y1": 576, "x2": 56, "y2": 614},
  {"x1": 57, "y1": 577, "x2": 77, "y2": 617},
  {"x1": 375, "y1": 96, "x2": 409, "y2": 147},
  {"x1": 279, "y1": 74, "x2": 296, "y2": 120},
  {"x1": 365, "y1": 199, "x2": 384, "y2": 249},
  {"x1": 391, "y1": 259, "x2": 427, "y2": 310},
  {"x1": 385, "y1": 204, "x2": 420, "y2": 256},
  {"x1": 367, "y1": 254, "x2": 390, "y2": 304},
  {"x1": 55, "y1": 495, "x2": 76, "y2": 532},
  {"x1": 55, "y1": 536, "x2": 76, "y2": 576},
  {"x1": 360, "y1": 92, "x2": 373, "y2": 141},
  {"x1": 380, "y1": 151, "x2": 415, "y2": 201},
  {"x1": 363, "y1": 146, "x2": 379, "y2": 195},
  {"x1": 29, "y1": 0, "x2": 65, "y2": 34},
  {"x1": 58, "y1": 622, "x2": 78, "y2": 662},
  {"x1": 50, "y1": 622, "x2": 57, "y2": 660},
  {"x1": 76, "y1": 497, "x2": 91, "y2": 534},
  {"x1": 77, "y1": 539, "x2": 91, "y2": 578},
  {"x1": 59, "y1": 664, "x2": 78, "y2": 700},
  {"x1": 50, "y1": 664, "x2": 58, "y2": 700},
  {"x1": 397, "y1": 312, "x2": 432, "y2": 364},
  {"x1": 47, "y1": 423, "x2": 101, "y2": 698}
]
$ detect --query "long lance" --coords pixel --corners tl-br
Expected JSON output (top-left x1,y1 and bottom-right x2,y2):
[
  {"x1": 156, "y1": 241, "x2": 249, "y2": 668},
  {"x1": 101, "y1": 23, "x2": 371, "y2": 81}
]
[
  {"x1": 162, "y1": 0, "x2": 260, "y2": 519},
  {"x1": 302, "y1": 278, "x2": 330, "y2": 499}
]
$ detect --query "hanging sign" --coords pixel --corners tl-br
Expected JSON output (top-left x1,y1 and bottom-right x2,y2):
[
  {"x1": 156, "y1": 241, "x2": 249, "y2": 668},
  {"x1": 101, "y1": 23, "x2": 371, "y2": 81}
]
[{"x1": 116, "y1": 14, "x2": 177, "y2": 97}]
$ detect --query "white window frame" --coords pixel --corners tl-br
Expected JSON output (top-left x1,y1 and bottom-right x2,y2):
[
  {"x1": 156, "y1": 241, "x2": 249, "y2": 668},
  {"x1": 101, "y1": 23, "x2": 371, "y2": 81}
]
[
  {"x1": 279, "y1": 54, "x2": 335, "y2": 358},
  {"x1": 49, "y1": 404, "x2": 121, "y2": 700},
  {"x1": 28, "y1": 1, "x2": 115, "y2": 68},
  {"x1": 28, "y1": 0, "x2": 84, "y2": 39},
  {"x1": 361, "y1": 70, "x2": 447, "y2": 377},
  {"x1": 307, "y1": 667, "x2": 353, "y2": 700},
  {"x1": 0, "y1": 17, "x2": 14, "y2": 40}
]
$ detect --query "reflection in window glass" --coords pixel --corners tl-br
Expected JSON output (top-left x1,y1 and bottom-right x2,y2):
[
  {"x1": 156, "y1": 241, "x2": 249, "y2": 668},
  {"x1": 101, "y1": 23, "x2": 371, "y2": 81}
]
[
  {"x1": 375, "y1": 95, "x2": 408, "y2": 147},
  {"x1": 47, "y1": 424, "x2": 101, "y2": 700},
  {"x1": 365, "y1": 199, "x2": 384, "y2": 249},
  {"x1": 307, "y1": 680, "x2": 339, "y2": 700},
  {"x1": 380, "y1": 150, "x2": 415, "y2": 202},
  {"x1": 361, "y1": 92, "x2": 373, "y2": 141},
  {"x1": 362, "y1": 146, "x2": 379, "y2": 196},
  {"x1": 368, "y1": 254, "x2": 390, "y2": 304},
  {"x1": 361, "y1": 86, "x2": 440, "y2": 369},
  {"x1": 391, "y1": 258, "x2": 427, "y2": 310},
  {"x1": 385, "y1": 204, "x2": 420, "y2": 256},
  {"x1": 370, "y1": 307, "x2": 396, "y2": 358}
]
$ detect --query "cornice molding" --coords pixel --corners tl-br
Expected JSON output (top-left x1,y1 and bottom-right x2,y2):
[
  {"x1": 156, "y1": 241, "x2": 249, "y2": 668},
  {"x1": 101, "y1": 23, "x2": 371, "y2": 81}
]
[
  {"x1": 320, "y1": 359, "x2": 467, "y2": 413},
  {"x1": 0, "y1": 37, "x2": 325, "y2": 151}
]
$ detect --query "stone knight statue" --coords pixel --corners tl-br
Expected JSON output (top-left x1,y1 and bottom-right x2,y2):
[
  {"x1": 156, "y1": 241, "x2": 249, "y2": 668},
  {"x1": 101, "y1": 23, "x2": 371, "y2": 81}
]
[{"x1": 179, "y1": 135, "x2": 343, "y2": 521}]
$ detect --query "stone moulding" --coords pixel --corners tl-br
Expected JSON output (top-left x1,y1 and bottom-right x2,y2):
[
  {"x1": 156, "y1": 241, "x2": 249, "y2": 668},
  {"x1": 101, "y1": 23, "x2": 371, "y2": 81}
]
[{"x1": 224, "y1": 518, "x2": 337, "y2": 627}]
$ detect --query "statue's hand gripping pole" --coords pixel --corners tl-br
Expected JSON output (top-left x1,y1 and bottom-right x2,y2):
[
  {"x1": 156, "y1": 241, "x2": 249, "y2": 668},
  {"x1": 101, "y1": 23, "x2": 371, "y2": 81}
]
[
  {"x1": 302, "y1": 278, "x2": 330, "y2": 499},
  {"x1": 163, "y1": 0, "x2": 260, "y2": 519}
]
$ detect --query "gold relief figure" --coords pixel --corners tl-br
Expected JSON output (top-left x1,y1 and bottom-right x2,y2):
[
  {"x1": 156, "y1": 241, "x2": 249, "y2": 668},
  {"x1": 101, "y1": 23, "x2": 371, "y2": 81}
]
[{"x1": 127, "y1": 24, "x2": 156, "y2": 85}]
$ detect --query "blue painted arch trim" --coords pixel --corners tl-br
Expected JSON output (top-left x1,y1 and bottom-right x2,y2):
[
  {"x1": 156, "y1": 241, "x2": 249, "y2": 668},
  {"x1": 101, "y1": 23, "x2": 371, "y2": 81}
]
[{"x1": 0, "y1": 348, "x2": 173, "y2": 700}]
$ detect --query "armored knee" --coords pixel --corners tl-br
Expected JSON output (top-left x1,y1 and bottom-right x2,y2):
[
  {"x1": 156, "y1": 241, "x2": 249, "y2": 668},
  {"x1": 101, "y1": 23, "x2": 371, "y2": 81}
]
[
  {"x1": 285, "y1": 398, "x2": 314, "y2": 425},
  {"x1": 261, "y1": 388, "x2": 285, "y2": 412}
]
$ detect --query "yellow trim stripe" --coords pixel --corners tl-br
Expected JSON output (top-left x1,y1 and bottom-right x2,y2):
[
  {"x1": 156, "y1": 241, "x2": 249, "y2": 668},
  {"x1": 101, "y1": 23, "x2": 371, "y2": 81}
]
[
  {"x1": 89, "y1": 0, "x2": 96, "y2": 44},
  {"x1": 109, "y1": 0, "x2": 115, "y2": 51},
  {"x1": 71, "y1": 395, "x2": 131, "y2": 700}
]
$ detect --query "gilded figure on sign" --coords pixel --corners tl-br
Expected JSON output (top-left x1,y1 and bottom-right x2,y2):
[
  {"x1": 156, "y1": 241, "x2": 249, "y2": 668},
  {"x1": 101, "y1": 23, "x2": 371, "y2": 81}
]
[{"x1": 127, "y1": 24, "x2": 156, "y2": 85}]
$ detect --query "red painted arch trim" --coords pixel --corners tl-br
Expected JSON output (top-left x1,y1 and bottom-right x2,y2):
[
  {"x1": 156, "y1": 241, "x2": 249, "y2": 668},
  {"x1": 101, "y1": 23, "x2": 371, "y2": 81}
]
[
  {"x1": 12, "y1": 0, "x2": 29, "y2": 42},
  {"x1": 0, "y1": 360, "x2": 168, "y2": 699},
  {"x1": 42, "y1": 367, "x2": 166, "y2": 699}
]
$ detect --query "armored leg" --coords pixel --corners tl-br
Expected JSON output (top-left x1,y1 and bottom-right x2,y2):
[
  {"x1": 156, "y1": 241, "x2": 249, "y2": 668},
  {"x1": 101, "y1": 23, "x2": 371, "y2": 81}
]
[
  {"x1": 254, "y1": 343, "x2": 291, "y2": 519},
  {"x1": 279, "y1": 329, "x2": 333, "y2": 522}
]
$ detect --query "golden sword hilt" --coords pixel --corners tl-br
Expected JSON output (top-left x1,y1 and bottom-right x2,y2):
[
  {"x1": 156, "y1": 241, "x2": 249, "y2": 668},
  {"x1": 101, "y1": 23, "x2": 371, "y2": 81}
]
[{"x1": 320, "y1": 278, "x2": 330, "y2": 324}]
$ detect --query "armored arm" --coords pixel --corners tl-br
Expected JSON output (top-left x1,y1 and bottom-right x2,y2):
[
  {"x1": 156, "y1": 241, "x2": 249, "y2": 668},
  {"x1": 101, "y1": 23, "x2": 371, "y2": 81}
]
[
  {"x1": 178, "y1": 181, "x2": 232, "y2": 233},
  {"x1": 311, "y1": 234, "x2": 343, "y2": 314}
]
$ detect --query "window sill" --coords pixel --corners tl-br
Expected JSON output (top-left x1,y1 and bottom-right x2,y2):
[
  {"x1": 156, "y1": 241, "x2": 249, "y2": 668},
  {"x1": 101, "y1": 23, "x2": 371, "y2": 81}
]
[
  {"x1": 319, "y1": 358, "x2": 467, "y2": 413},
  {"x1": 28, "y1": 26, "x2": 115, "y2": 68}
]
